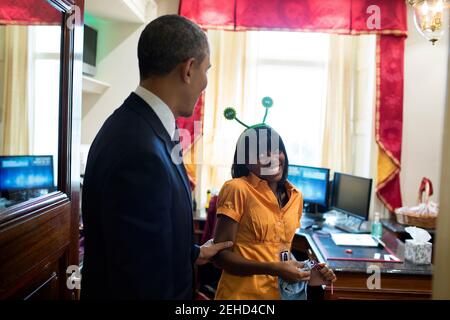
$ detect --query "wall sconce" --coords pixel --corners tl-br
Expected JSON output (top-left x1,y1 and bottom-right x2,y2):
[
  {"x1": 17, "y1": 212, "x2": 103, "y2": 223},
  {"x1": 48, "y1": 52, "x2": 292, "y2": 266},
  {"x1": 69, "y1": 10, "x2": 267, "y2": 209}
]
[{"x1": 407, "y1": 0, "x2": 449, "y2": 45}]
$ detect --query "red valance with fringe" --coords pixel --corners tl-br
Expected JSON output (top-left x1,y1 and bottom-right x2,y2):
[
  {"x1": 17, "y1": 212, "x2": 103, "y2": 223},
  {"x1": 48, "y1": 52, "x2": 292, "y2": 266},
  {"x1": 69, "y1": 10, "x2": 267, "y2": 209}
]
[
  {"x1": 180, "y1": 0, "x2": 407, "y2": 34},
  {"x1": 0, "y1": 0, "x2": 61, "y2": 25}
]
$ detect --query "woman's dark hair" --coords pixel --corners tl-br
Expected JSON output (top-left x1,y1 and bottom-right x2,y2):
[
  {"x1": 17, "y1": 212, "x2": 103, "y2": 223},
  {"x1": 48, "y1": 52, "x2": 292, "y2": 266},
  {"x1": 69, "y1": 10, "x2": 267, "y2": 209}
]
[{"x1": 231, "y1": 125, "x2": 289, "y2": 185}]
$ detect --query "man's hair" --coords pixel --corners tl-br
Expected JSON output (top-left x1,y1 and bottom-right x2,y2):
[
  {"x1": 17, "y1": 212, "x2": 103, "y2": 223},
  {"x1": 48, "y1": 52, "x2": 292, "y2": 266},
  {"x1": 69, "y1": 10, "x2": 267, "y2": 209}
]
[{"x1": 138, "y1": 14, "x2": 209, "y2": 79}]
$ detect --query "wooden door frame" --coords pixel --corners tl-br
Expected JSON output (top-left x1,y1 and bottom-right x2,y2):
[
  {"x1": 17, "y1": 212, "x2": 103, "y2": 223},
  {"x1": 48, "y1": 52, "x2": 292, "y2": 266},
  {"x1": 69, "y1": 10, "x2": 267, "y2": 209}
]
[
  {"x1": 432, "y1": 33, "x2": 450, "y2": 299},
  {"x1": 0, "y1": 0, "x2": 83, "y2": 299}
]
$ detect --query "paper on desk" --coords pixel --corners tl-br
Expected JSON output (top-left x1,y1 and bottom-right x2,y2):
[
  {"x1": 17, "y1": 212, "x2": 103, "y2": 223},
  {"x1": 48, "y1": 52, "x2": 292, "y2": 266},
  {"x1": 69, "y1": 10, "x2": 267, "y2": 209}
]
[
  {"x1": 405, "y1": 226, "x2": 431, "y2": 244},
  {"x1": 331, "y1": 233, "x2": 379, "y2": 247}
]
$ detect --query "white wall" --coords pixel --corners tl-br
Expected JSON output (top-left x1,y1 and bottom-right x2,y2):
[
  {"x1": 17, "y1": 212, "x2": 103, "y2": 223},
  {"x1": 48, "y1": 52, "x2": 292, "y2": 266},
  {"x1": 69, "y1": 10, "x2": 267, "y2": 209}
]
[
  {"x1": 81, "y1": 19, "x2": 144, "y2": 144},
  {"x1": 81, "y1": 0, "x2": 180, "y2": 145},
  {"x1": 155, "y1": 0, "x2": 179, "y2": 16},
  {"x1": 81, "y1": 1, "x2": 161, "y2": 145},
  {"x1": 433, "y1": 38, "x2": 450, "y2": 298},
  {"x1": 401, "y1": 6, "x2": 449, "y2": 207}
]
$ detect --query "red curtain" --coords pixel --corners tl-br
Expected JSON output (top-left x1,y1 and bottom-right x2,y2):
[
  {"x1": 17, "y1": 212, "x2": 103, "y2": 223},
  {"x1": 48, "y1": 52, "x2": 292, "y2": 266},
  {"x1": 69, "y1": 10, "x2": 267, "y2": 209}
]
[
  {"x1": 178, "y1": 0, "x2": 236, "y2": 30},
  {"x1": 180, "y1": 0, "x2": 407, "y2": 34},
  {"x1": 377, "y1": 36, "x2": 404, "y2": 173},
  {"x1": 235, "y1": 0, "x2": 351, "y2": 32},
  {"x1": 176, "y1": 92, "x2": 204, "y2": 153},
  {"x1": 376, "y1": 35, "x2": 405, "y2": 211},
  {"x1": 351, "y1": 0, "x2": 407, "y2": 34},
  {"x1": 0, "y1": 0, "x2": 61, "y2": 25},
  {"x1": 179, "y1": 0, "x2": 407, "y2": 211},
  {"x1": 176, "y1": 93, "x2": 204, "y2": 191}
]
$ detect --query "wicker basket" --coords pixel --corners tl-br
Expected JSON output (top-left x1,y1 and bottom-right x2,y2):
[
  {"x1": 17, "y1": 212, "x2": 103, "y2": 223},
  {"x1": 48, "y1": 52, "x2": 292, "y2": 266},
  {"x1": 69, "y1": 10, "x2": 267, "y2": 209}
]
[{"x1": 395, "y1": 178, "x2": 438, "y2": 229}]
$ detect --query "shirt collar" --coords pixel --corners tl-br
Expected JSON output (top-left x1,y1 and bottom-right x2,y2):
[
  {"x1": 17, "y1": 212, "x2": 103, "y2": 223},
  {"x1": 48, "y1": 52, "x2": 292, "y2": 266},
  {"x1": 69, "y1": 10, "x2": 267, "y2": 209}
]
[
  {"x1": 247, "y1": 171, "x2": 265, "y2": 188},
  {"x1": 134, "y1": 86, "x2": 176, "y2": 140},
  {"x1": 247, "y1": 171, "x2": 297, "y2": 194}
]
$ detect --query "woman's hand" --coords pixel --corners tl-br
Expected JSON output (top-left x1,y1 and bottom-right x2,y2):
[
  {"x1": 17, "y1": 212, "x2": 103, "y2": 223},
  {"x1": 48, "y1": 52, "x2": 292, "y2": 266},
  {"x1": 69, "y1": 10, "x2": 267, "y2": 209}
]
[
  {"x1": 275, "y1": 260, "x2": 311, "y2": 283},
  {"x1": 308, "y1": 263, "x2": 337, "y2": 286}
]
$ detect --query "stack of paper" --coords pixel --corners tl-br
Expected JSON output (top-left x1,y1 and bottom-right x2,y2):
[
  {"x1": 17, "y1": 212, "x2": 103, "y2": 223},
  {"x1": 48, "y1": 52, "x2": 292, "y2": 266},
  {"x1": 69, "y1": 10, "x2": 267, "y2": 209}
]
[{"x1": 331, "y1": 233, "x2": 379, "y2": 247}]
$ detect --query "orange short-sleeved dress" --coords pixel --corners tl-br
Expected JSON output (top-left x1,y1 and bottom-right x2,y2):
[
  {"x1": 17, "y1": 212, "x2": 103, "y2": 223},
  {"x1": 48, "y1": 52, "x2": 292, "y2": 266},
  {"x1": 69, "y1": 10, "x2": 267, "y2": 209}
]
[{"x1": 215, "y1": 172, "x2": 303, "y2": 300}]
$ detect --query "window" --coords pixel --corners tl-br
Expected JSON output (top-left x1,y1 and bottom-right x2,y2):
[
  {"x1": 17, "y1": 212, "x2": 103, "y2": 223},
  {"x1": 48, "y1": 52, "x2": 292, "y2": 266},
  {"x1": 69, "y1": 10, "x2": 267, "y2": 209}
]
[
  {"x1": 198, "y1": 30, "x2": 376, "y2": 207},
  {"x1": 0, "y1": 23, "x2": 62, "y2": 211},
  {"x1": 28, "y1": 25, "x2": 61, "y2": 184},
  {"x1": 247, "y1": 31, "x2": 329, "y2": 166}
]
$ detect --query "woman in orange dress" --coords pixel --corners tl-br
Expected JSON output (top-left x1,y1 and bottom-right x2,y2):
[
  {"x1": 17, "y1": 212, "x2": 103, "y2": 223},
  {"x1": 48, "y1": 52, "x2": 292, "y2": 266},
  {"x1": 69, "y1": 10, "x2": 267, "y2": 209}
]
[{"x1": 213, "y1": 125, "x2": 336, "y2": 300}]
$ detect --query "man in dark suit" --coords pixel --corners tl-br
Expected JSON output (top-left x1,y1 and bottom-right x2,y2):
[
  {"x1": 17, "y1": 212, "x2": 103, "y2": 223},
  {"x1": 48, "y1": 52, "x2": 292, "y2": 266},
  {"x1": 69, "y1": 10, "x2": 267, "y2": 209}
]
[{"x1": 81, "y1": 15, "x2": 232, "y2": 299}]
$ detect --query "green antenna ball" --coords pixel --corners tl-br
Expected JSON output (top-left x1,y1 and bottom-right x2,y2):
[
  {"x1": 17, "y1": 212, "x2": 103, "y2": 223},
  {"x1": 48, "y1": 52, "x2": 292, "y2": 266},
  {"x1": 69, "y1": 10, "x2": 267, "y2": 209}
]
[
  {"x1": 262, "y1": 97, "x2": 273, "y2": 108},
  {"x1": 224, "y1": 107, "x2": 237, "y2": 120}
]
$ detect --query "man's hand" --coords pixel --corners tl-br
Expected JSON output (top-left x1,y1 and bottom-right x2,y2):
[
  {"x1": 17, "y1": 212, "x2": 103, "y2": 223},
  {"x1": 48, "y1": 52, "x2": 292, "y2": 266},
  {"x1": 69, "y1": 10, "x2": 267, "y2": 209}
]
[
  {"x1": 196, "y1": 239, "x2": 233, "y2": 265},
  {"x1": 308, "y1": 263, "x2": 337, "y2": 286}
]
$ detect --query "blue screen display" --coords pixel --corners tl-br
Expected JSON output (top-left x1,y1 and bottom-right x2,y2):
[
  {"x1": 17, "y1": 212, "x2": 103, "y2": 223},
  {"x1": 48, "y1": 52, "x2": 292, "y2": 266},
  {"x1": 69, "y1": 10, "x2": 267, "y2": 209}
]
[
  {"x1": 288, "y1": 165, "x2": 329, "y2": 206},
  {"x1": 0, "y1": 156, "x2": 54, "y2": 191}
]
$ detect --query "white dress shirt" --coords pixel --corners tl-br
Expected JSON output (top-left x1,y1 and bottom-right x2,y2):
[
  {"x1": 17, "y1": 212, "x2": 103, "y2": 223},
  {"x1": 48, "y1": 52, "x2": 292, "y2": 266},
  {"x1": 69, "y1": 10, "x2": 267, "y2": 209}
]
[{"x1": 134, "y1": 86, "x2": 176, "y2": 140}]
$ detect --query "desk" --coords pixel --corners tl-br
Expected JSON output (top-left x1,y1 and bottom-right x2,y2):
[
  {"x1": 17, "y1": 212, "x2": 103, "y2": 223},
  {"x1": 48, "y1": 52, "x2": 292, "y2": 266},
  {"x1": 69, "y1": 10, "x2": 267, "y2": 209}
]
[
  {"x1": 381, "y1": 218, "x2": 436, "y2": 243},
  {"x1": 292, "y1": 213, "x2": 433, "y2": 300}
]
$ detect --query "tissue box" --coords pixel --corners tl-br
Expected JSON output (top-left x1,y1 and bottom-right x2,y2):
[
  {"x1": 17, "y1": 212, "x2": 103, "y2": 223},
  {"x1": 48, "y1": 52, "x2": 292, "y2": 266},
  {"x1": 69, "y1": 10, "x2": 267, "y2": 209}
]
[{"x1": 404, "y1": 240, "x2": 432, "y2": 264}]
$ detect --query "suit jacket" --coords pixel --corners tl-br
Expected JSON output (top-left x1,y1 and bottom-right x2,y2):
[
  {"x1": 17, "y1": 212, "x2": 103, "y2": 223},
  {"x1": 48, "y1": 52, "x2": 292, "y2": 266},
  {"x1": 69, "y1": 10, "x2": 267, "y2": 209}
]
[{"x1": 80, "y1": 92, "x2": 200, "y2": 299}]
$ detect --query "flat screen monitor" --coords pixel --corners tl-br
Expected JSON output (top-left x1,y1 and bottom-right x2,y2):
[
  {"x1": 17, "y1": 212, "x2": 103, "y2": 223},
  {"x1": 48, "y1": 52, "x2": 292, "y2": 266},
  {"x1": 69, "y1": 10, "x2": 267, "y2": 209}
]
[
  {"x1": 331, "y1": 172, "x2": 373, "y2": 220},
  {"x1": 288, "y1": 165, "x2": 330, "y2": 207},
  {"x1": 83, "y1": 24, "x2": 98, "y2": 76},
  {"x1": 0, "y1": 155, "x2": 54, "y2": 192}
]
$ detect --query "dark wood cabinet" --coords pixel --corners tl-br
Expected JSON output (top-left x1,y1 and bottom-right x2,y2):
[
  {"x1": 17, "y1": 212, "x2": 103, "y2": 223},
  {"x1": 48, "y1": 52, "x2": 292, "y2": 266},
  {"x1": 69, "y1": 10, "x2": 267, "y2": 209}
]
[{"x1": 0, "y1": 0, "x2": 84, "y2": 300}]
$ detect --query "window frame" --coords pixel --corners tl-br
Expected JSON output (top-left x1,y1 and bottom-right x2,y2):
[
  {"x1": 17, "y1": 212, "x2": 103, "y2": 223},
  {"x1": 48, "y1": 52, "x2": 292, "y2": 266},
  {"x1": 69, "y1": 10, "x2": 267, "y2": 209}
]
[{"x1": 0, "y1": 0, "x2": 82, "y2": 229}]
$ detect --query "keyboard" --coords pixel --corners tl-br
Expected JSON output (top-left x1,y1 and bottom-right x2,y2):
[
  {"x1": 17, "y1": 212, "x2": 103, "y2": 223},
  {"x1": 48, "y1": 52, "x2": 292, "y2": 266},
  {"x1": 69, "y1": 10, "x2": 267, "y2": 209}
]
[
  {"x1": 335, "y1": 222, "x2": 371, "y2": 234},
  {"x1": 300, "y1": 216, "x2": 315, "y2": 230},
  {"x1": 301, "y1": 220, "x2": 315, "y2": 230}
]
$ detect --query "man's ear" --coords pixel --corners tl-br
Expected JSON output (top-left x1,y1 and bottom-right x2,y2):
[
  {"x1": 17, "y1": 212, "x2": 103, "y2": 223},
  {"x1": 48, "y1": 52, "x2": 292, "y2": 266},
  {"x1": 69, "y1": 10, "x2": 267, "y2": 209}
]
[{"x1": 180, "y1": 58, "x2": 196, "y2": 84}]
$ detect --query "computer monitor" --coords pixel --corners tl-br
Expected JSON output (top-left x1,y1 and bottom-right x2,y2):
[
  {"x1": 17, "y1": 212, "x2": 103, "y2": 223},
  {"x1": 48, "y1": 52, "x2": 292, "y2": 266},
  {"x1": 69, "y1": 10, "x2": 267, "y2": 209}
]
[
  {"x1": 331, "y1": 172, "x2": 373, "y2": 221},
  {"x1": 288, "y1": 165, "x2": 330, "y2": 212},
  {"x1": 0, "y1": 155, "x2": 54, "y2": 197},
  {"x1": 83, "y1": 24, "x2": 98, "y2": 76}
]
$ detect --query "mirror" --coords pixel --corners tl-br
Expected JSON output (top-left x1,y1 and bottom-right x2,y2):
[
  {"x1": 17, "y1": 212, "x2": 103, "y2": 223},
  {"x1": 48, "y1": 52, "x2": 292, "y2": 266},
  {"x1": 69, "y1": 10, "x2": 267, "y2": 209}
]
[{"x1": 0, "y1": 1, "x2": 63, "y2": 211}]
